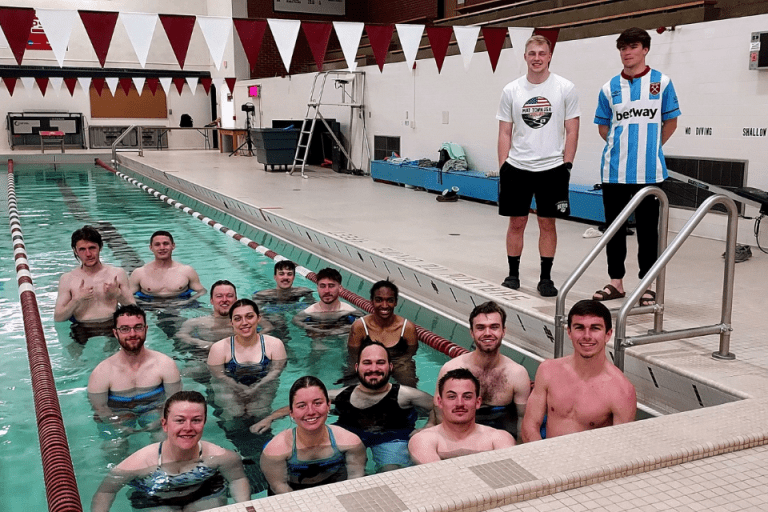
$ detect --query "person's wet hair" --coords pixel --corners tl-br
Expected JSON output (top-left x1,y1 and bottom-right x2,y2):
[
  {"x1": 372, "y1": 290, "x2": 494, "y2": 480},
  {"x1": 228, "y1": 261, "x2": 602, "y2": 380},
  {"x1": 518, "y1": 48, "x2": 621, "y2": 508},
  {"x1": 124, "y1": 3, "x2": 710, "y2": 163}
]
[
  {"x1": 468, "y1": 301, "x2": 507, "y2": 329},
  {"x1": 616, "y1": 27, "x2": 651, "y2": 50},
  {"x1": 150, "y1": 230, "x2": 174, "y2": 244},
  {"x1": 315, "y1": 267, "x2": 342, "y2": 284},
  {"x1": 163, "y1": 390, "x2": 207, "y2": 422},
  {"x1": 71, "y1": 225, "x2": 103, "y2": 250},
  {"x1": 210, "y1": 279, "x2": 236, "y2": 299},
  {"x1": 370, "y1": 279, "x2": 398, "y2": 302},
  {"x1": 228, "y1": 298, "x2": 259, "y2": 320},
  {"x1": 357, "y1": 340, "x2": 391, "y2": 364},
  {"x1": 289, "y1": 376, "x2": 329, "y2": 411},
  {"x1": 438, "y1": 368, "x2": 480, "y2": 396},
  {"x1": 113, "y1": 304, "x2": 147, "y2": 329},
  {"x1": 567, "y1": 299, "x2": 613, "y2": 331},
  {"x1": 274, "y1": 260, "x2": 296, "y2": 274}
]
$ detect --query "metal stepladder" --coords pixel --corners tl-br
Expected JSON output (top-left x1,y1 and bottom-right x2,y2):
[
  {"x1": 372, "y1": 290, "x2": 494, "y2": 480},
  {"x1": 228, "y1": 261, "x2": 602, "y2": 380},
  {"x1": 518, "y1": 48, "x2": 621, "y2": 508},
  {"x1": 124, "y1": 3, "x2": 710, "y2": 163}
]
[{"x1": 289, "y1": 70, "x2": 370, "y2": 179}]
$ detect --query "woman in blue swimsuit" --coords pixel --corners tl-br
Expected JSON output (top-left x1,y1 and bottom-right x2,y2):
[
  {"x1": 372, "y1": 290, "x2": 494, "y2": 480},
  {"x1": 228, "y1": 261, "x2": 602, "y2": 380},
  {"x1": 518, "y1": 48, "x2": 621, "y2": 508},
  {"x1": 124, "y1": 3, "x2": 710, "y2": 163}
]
[
  {"x1": 91, "y1": 391, "x2": 251, "y2": 511},
  {"x1": 261, "y1": 376, "x2": 366, "y2": 494},
  {"x1": 207, "y1": 299, "x2": 288, "y2": 418}
]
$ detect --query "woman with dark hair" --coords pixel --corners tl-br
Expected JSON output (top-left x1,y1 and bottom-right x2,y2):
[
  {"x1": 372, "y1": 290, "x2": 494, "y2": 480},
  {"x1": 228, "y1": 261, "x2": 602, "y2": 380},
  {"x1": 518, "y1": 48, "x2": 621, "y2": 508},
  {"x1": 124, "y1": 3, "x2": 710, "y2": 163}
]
[
  {"x1": 260, "y1": 376, "x2": 366, "y2": 494},
  {"x1": 207, "y1": 298, "x2": 287, "y2": 418},
  {"x1": 348, "y1": 280, "x2": 418, "y2": 386},
  {"x1": 91, "y1": 391, "x2": 251, "y2": 511}
]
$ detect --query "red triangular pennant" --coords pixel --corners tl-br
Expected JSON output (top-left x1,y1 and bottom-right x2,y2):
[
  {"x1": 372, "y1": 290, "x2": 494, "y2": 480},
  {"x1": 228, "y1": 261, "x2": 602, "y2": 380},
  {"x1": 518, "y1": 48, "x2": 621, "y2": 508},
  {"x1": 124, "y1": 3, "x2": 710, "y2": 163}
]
[
  {"x1": 365, "y1": 24, "x2": 394, "y2": 72},
  {"x1": 35, "y1": 77, "x2": 49, "y2": 96},
  {"x1": 159, "y1": 14, "x2": 197, "y2": 69},
  {"x1": 233, "y1": 19, "x2": 267, "y2": 73},
  {"x1": 3, "y1": 77, "x2": 18, "y2": 96},
  {"x1": 426, "y1": 27, "x2": 453, "y2": 73},
  {"x1": 481, "y1": 27, "x2": 507, "y2": 72},
  {"x1": 119, "y1": 78, "x2": 132, "y2": 96},
  {"x1": 146, "y1": 78, "x2": 159, "y2": 96},
  {"x1": 200, "y1": 77, "x2": 212, "y2": 95},
  {"x1": 172, "y1": 77, "x2": 185, "y2": 95},
  {"x1": 0, "y1": 7, "x2": 35, "y2": 65},
  {"x1": 78, "y1": 10, "x2": 120, "y2": 67},
  {"x1": 225, "y1": 77, "x2": 236, "y2": 94},
  {"x1": 64, "y1": 78, "x2": 77, "y2": 96},
  {"x1": 92, "y1": 77, "x2": 105, "y2": 96},
  {"x1": 533, "y1": 28, "x2": 560, "y2": 54},
  {"x1": 302, "y1": 22, "x2": 332, "y2": 72}
]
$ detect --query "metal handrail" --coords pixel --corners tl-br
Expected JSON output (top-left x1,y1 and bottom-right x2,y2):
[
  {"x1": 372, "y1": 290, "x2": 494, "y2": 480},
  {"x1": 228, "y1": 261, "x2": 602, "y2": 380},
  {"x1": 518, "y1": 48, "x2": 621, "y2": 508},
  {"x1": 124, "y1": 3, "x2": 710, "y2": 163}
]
[
  {"x1": 111, "y1": 124, "x2": 138, "y2": 163},
  {"x1": 614, "y1": 193, "x2": 738, "y2": 369},
  {"x1": 555, "y1": 186, "x2": 670, "y2": 358}
]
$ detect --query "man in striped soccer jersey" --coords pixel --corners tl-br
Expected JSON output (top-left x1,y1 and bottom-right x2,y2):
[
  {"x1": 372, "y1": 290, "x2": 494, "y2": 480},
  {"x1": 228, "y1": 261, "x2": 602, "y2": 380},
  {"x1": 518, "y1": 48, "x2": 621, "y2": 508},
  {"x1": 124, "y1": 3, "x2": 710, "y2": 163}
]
[{"x1": 593, "y1": 27, "x2": 681, "y2": 306}]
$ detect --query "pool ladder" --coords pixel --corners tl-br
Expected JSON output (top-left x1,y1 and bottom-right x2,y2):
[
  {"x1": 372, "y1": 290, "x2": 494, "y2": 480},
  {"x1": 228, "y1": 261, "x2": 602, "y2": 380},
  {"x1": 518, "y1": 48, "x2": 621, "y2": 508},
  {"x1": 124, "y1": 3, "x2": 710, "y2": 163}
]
[{"x1": 554, "y1": 186, "x2": 738, "y2": 371}]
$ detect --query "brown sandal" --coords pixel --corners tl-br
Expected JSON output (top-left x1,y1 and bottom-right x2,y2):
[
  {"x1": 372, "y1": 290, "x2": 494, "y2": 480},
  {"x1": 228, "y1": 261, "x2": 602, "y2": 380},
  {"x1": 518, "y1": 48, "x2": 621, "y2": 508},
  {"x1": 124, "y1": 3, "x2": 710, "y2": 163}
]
[
  {"x1": 639, "y1": 290, "x2": 656, "y2": 306},
  {"x1": 593, "y1": 284, "x2": 626, "y2": 301}
]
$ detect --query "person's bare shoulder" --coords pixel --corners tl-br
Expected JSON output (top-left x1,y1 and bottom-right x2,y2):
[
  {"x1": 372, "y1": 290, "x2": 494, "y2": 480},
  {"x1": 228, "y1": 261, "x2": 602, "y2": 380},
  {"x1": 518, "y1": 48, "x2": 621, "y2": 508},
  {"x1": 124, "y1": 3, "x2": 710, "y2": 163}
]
[
  {"x1": 440, "y1": 352, "x2": 471, "y2": 373},
  {"x1": 201, "y1": 441, "x2": 228, "y2": 458},
  {"x1": 329, "y1": 425, "x2": 363, "y2": 447},
  {"x1": 116, "y1": 443, "x2": 160, "y2": 471},
  {"x1": 263, "y1": 429, "x2": 292, "y2": 456},
  {"x1": 207, "y1": 337, "x2": 231, "y2": 364},
  {"x1": 484, "y1": 425, "x2": 516, "y2": 448}
]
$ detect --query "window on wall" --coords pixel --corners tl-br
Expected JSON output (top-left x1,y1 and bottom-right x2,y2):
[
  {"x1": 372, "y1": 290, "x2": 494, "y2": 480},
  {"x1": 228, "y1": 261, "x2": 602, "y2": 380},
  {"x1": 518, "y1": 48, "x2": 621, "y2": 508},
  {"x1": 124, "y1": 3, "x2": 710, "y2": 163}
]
[
  {"x1": 662, "y1": 157, "x2": 747, "y2": 214},
  {"x1": 374, "y1": 135, "x2": 400, "y2": 161},
  {"x1": 90, "y1": 85, "x2": 167, "y2": 119}
]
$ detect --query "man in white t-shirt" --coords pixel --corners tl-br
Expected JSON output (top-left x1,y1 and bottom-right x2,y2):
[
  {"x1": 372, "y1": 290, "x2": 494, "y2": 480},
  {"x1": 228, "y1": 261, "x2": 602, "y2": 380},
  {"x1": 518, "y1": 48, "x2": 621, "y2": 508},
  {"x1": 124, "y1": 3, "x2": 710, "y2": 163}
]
[{"x1": 496, "y1": 35, "x2": 580, "y2": 297}]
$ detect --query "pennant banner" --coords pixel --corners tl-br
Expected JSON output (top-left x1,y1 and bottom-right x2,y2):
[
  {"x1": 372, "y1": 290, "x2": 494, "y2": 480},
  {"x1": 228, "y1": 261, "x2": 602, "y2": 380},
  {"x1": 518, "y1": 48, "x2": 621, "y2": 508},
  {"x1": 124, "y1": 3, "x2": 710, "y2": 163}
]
[
  {"x1": 533, "y1": 28, "x2": 560, "y2": 53},
  {"x1": 454, "y1": 26, "x2": 480, "y2": 71},
  {"x1": 49, "y1": 76, "x2": 63, "y2": 96},
  {"x1": 159, "y1": 77, "x2": 173, "y2": 95},
  {"x1": 119, "y1": 77, "x2": 132, "y2": 96},
  {"x1": 120, "y1": 12, "x2": 158, "y2": 68},
  {"x1": 365, "y1": 24, "x2": 394, "y2": 73},
  {"x1": 268, "y1": 19, "x2": 301, "y2": 74},
  {"x1": 173, "y1": 77, "x2": 185, "y2": 95},
  {"x1": 0, "y1": 7, "x2": 36, "y2": 65},
  {"x1": 395, "y1": 24, "x2": 424, "y2": 71},
  {"x1": 426, "y1": 27, "x2": 452, "y2": 73},
  {"x1": 36, "y1": 9, "x2": 78, "y2": 67},
  {"x1": 508, "y1": 27, "x2": 534, "y2": 75},
  {"x1": 197, "y1": 16, "x2": 232, "y2": 70},
  {"x1": 77, "y1": 76, "x2": 91, "y2": 95},
  {"x1": 146, "y1": 77, "x2": 159, "y2": 96},
  {"x1": 79, "y1": 10, "x2": 120, "y2": 67},
  {"x1": 225, "y1": 77, "x2": 236, "y2": 94},
  {"x1": 159, "y1": 14, "x2": 197, "y2": 69},
  {"x1": 105, "y1": 77, "x2": 119, "y2": 96},
  {"x1": 92, "y1": 77, "x2": 105, "y2": 96},
  {"x1": 186, "y1": 76, "x2": 199, "y2": 95},
  {"x1": 20, "y1": 77, "x2": 35, "y2": 93},
  {"x1": 334, "y1": 21, "x2": 364, "y2": 71},
  {"x1": 233, "y1": 18, "x2": 267, "y2": 73},
  {"x1": 302, "y1": 22, "x2": 332, "y2": 72},
  {"x1": 64, "y1": 77, "x2": 77, "y2": 96},
  {"x1": 200, "y1": 77, "x2": 212, "y2": 95},
  {"x1": 3, "y1": 76, "x2": 17, "y2": 96},
  {"x1": 132, "y1": 77, "x2": 145, "y2": 95},
  {"x1": 35, "y1": 77, "x2": 49, "y2": 96},
  {"x1": 481, "y1": 27, "x2": 507, "y2": 72}
]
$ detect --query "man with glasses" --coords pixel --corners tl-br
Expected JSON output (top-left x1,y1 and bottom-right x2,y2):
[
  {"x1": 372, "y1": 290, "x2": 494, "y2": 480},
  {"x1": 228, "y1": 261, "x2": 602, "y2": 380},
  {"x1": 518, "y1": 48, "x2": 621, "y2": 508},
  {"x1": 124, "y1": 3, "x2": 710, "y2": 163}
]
[{"x1": 87, "y1": 304, "x2": 181, "y2": 458}]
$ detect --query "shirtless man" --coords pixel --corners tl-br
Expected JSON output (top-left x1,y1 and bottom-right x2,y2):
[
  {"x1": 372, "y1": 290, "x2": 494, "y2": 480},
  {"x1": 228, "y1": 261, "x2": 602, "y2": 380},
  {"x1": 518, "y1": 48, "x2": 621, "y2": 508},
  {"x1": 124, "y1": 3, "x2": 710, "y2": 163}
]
[
  {"x1": 54, "y1": 225, "x2": 135, "y2": 324},
  {"x1": 409, "y1": 368, "x2": 515, "y2": 463},
  {"x1": 253, "y1": 341, "x2": 434, "y2": 472},
  {"x1": 521, "y1": 300, "x2": 636, "y2": 442},
  {"x1": 253, "y1": 260, "x2": 313, "y2": 307},
  {"x1": 293, "y1": 268, "x2": 360, "y2": 336},
  {"x1": 129, "y1": 231, "x2": 205, "y2": 301},
  {"x1": 436, "y1": 301, "x2": 531, "y2": 439},
  {"x1": 176, "y1": 280, "x2": 238, "y2": 351},
  {"x1": 87, "y1": 304, "x2": 181, "y2": 455}
]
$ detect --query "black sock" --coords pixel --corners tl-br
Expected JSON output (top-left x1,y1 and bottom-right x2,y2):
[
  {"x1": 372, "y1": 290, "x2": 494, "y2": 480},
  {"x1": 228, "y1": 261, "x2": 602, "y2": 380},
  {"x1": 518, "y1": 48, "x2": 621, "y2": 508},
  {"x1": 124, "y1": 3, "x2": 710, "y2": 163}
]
[
  {"x1": 507, "y1": 256, "x2": 520, "y2": 278},
  {"x1": 540, "y1": 257, "x2": 554, "y2": 281}
]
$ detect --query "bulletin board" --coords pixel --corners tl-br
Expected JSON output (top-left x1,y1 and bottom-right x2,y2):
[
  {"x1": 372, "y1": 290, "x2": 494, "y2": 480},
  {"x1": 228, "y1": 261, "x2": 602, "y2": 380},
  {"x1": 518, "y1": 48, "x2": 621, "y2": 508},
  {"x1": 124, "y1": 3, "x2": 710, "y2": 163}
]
[{"x1": 90, "y1": 85, "x2": 167, "y2": 119}]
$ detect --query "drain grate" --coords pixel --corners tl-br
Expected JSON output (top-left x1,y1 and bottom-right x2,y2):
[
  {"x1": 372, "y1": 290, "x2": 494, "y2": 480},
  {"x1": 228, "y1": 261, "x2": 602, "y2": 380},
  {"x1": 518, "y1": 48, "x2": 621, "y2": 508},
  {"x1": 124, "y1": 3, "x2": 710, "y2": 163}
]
[
  {"x1": 468, "y1": 458, "x2": 537, "y2": 489},
  {"x1": 337, "y1": 485, "x2": 408, "y2": 512}
]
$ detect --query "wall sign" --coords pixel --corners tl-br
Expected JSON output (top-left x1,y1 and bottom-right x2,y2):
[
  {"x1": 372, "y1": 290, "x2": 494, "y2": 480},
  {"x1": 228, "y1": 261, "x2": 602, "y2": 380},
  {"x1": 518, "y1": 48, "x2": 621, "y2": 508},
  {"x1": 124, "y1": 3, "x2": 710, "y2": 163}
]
[
  {"x1": 274, "y1": 0, "x2": 345, "y2": 16},
  {"x1": 684, "y1": 127, "x2": 713, "y2": 135},
  {"x1": 743, "y1": 127, "x2": 767, "y2": 136}
]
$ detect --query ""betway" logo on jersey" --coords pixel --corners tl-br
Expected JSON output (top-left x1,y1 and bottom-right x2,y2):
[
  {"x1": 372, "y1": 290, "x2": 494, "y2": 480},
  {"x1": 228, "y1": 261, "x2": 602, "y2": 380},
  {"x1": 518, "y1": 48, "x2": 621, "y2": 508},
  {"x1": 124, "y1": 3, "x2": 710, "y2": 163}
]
[{"x1": 616, "y1": 108, "x2": 657, "y2": 121}]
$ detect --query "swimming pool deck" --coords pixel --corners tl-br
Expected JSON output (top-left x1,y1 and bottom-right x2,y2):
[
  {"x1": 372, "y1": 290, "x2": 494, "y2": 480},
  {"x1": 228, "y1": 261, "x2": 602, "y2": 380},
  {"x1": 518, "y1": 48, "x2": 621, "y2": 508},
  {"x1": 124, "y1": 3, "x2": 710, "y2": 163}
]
[{"x1": 11, "y1": 150, "x2": 768, "y2": 511}]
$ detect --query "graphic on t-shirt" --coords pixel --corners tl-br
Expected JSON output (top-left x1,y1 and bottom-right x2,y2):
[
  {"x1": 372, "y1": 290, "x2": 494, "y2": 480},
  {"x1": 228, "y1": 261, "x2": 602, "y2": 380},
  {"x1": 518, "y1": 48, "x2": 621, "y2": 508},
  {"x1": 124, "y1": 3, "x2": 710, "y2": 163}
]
[{"x1": 522, "y1": 96, "x2": 552, "y2": 129}]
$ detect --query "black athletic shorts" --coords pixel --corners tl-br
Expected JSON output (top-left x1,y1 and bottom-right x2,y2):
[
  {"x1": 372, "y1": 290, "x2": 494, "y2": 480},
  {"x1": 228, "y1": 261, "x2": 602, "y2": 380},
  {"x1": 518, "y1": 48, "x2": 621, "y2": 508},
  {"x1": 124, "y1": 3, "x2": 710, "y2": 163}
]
[{"x1": 498, "y1": 162, "x2": 571, "y2": 218}]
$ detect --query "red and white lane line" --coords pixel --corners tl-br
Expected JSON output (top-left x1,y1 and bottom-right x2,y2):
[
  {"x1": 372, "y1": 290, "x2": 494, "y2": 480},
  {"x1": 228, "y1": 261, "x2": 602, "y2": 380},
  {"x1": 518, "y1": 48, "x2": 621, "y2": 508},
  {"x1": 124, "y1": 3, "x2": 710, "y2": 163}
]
[{"x1": 96, "y1": 158, "x2": 468, "y2": 359}]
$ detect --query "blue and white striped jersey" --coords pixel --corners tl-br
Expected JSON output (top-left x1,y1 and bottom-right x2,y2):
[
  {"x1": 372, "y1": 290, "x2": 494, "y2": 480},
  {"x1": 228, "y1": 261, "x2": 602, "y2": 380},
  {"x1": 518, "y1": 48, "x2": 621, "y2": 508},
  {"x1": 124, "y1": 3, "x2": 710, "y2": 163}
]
[{"x1": 594, "y1": 67, "x2": 681, "y2": 184}]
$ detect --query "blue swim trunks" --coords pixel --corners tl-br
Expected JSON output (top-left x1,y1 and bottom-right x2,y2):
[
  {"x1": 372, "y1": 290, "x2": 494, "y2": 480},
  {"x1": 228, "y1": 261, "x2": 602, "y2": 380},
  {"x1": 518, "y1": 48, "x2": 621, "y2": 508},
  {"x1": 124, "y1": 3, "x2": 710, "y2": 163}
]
[{"x1": 134, "y1": 289, "x2": 194, "y2": 302}]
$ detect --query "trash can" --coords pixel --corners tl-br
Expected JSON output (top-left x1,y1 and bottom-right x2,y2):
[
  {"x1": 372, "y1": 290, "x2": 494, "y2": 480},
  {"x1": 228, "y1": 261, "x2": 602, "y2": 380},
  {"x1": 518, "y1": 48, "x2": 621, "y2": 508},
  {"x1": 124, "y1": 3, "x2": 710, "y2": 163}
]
[{"x1": 250, "y1": 128, "x2": 300, "y2": 172}]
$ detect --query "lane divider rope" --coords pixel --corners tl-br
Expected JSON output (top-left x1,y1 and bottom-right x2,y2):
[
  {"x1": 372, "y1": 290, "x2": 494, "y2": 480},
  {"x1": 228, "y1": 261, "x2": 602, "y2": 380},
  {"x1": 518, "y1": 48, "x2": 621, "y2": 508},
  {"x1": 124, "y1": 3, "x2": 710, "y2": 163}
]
[{"x1": 95, "y1": 158, "x2": 468, "y2": 359}]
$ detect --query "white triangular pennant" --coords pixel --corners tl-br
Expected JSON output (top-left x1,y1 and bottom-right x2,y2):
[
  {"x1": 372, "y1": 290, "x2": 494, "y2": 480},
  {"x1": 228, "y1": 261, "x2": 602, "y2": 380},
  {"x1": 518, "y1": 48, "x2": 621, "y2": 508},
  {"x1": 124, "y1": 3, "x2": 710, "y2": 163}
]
[
  {"x1": 267, "y1": 19, "x2": 301, "y2": 73},
  {"x1": 20, "y1": 77, "x2": 35, "y2": 93},
  {"x1": 196, "y1": 16, "x2": 232, "y2": 70},
  {"x1": 333, "y1": 22, "x2": 364, "y2": 71},
  {"x1": 186, "y1": 77, "x2": 199, "y2": 95},
  {"x1": 453, "y1": 26, "x2": 480, "y2": 71},
  {"x1": 36, "y1": 9, "x2": 78, "y2": 67},
  {"x1": 159, "y1": 77, "x2": 173, "y2": 95},
  {"x1": 133, "y1": 77, "x2": 145, "y2": 96},
  {"x1": 508, "y1": 27, "x2": 534, "y2": 75},
  {"x1": 77, "y1": 76, "x2": 91, "y2": 93},
  {"x1": 120, "y1": 12, "x2": 158, "y2": 68},
  {"x1": 395, "y1": 24, "x2": 424, "y2": 71},
  {"x1": 49, "y1": 77, "x2": 63, "y2": 96},
  {"x1": 105, "y1": 77, "x2": 119, "y2": 96}
]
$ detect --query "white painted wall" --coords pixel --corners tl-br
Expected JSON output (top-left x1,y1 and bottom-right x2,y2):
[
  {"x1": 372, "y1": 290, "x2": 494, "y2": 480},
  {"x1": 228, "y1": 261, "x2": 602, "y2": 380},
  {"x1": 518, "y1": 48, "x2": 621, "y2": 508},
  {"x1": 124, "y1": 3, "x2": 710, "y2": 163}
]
[{"x1": 238, "y1": 14, "x2": 768, "y2": 242}]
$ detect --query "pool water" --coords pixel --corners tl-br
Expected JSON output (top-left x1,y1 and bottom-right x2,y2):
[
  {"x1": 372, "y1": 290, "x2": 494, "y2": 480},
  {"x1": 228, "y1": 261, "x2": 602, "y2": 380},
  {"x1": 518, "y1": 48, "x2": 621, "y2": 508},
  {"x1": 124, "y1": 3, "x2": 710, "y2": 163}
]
[{"x1": 1, "y1": 163, "x2": 479, "y2": 510}]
